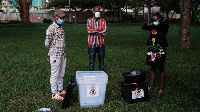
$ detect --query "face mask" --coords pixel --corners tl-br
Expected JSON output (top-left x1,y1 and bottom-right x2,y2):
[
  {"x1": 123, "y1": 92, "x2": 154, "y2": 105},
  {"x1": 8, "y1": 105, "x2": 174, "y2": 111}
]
[
  {"x1": 57, "y1": 19, "x2": 64, "y2": 25},
  {"x1": 95, "y1": 12, "x2": 100, "y2": 18},
  {"x1": 153, "y1": 21, "x2": 159, "y2": 26}
]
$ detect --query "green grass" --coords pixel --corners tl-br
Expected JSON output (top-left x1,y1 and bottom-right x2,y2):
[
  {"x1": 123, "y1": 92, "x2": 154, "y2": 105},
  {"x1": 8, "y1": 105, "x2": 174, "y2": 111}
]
[{"x1": 0, "y1": 23, "x2": 199, "y2": 112}]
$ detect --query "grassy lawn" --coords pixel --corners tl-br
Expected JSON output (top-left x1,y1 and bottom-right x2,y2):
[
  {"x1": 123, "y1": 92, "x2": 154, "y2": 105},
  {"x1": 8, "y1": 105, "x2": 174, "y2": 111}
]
[{"x1": 0, "y1": 22, "x2": 199, "y2": 112}]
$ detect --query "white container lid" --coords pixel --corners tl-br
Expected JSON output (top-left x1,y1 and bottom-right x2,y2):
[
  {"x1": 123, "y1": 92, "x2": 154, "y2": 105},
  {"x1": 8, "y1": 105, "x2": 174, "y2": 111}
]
[{"x1": 76, "y1": 71, "x2": 108, "y2": 83}]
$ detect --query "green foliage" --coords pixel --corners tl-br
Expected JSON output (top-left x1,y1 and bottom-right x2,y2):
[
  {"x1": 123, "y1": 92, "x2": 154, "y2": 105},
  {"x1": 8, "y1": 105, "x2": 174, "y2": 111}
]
[
  {"x1": 46, "y1": 0, "x2": 99, "y2": 11},
  {"x1": 42, "y1": 18, "x2": 53, "y2": 23},
  {"x1": 0, "y1": 23, "x2": 199, "y2": 111},
  {"x1": 122, "y1": 14, "x2": 134, "y2": 23},
  {"x1": 0, "y1": 20, "x2": 21, "y2": 24},
  {"x1": 8, "y1": 20, "x2": 22, "y2": 24}
]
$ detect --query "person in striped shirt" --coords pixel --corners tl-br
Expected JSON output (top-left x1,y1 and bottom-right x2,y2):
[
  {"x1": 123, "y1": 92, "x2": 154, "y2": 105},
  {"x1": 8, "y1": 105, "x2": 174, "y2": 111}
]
[
  {"x1": 87, "y1": 6, "x2": 107, "y2": 71},
  {"x1": 45, "y1": 9, "x2": 66, "y2": 100}
]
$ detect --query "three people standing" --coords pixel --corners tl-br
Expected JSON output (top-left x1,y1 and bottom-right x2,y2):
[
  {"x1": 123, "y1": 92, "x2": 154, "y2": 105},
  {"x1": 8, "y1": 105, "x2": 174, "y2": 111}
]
[{"x1": 45, "y1": 8, "x2": 168, "y2": 101}]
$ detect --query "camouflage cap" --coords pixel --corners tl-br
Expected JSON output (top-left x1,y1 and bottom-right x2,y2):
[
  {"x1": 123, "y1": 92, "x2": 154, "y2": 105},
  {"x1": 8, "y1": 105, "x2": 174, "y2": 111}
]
[{"x1": 54, "y1": 9, "x2": 65, "y2": 17}]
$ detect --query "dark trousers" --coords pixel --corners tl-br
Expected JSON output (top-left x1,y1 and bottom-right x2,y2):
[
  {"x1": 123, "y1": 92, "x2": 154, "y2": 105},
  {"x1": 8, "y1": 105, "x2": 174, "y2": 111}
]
[{"x1": 88, "y1": 45, "x2": 105, "y2": 71}]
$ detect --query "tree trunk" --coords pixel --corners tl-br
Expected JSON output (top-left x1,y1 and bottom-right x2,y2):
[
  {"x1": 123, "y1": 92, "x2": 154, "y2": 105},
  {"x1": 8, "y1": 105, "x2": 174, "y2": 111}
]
[
  {"x1": 135, "y1": 9, "x2": 138, "y2": 22},
  {"x1": 112, "y1": 11, "x2": 115, "y2": 21},
  {"x1": 147, "y1": 1, "x2": 151, "y2": 24},
  {"x1": 143, "y1": 5, "x2": 145, "y2": 21},
  {"x1": 118, "y1": 0, "x2": 122, "y2": 22},
  {"x1": 76, "y1": 11, "x2": 79, "y2": 23},
  {"x1": 18, "y1": 0, "x2": 32, "y2": 23},
  {"x1": 166, "y1": 11, "x2": 169, "y2": 22},
  {"x1": 170, "y1": 11, "x2": 176, "y2": 22},
  {"x1": 170, "y1": 0, "x2": 179, "y2": 23},
  {"x1": 179, "y1": 0, "x2": 191, "y2": 50},
  {"x1": 125, "y1": 0, "x2": 127, "y2": 17},
  {"x1": 102, "y1": 0, "x2": 105, "y2": 19}
]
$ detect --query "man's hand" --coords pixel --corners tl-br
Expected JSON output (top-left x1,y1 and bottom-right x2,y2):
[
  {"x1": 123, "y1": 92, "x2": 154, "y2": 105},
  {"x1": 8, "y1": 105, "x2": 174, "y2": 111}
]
[
  {"x1": 97, "y1": 28, "x2": 102, "y2": 32},
  {"x1": 47, "y1": 56, "x2": 50, "y2": 61}
]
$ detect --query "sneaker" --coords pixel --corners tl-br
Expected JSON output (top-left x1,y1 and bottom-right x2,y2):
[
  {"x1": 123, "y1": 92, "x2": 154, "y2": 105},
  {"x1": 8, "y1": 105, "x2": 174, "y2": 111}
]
[
  {"x1": 148, "y1": 86, "x2": 153, "y2": 90},
  {"x1": 158, "y1": 89, "x2": 164, "y2": 93},
  {"x1": 52, "y1": 93, "x2": 64, "y2": 100}
]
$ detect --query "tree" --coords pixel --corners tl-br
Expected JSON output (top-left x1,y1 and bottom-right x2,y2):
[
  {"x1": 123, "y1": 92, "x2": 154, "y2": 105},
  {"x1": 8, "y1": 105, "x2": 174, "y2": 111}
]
[
  {"x1": 101, "y1": 0, "x2": 123, "y2": 22},
  {"x1": 156, "y1": 0, "x2": 180, "y2": 21},
  {"x1": 46, "y1": 0, "x2": 98, "y2": 23},
  {"x1": 0, "y1": 0, "x2": 2, "y2": 9},
  {"x1": 131, "y1": 0, "x2": 144, "y2": 22},
  {"x1": 143, "y1": 0, "x2": 155, "y2": 24},
  {"x1": 179, "y1": 0, "x2": 191, "y2": 50},
  {"x1": 117, "y1": 0, "x2": 122, "y2": 22},
  {"x1": 104, "y1": 0, "x2": 118, "y2": 21},
  {"x1": 10, "y1": 0, "x2": 32, "y2": 23},
  {"x1": 191, "y1": 0, "x2": 200, "y2": 24}
]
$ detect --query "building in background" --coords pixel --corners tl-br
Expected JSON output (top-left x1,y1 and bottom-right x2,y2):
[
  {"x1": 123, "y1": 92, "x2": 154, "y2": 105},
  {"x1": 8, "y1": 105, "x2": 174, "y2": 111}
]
[
  {"x1": 0, "y1": 0, "x2": 47, "y2": 12},
  {"x1": 0, "y1": 0, "x2": 52, "y2": 22}
]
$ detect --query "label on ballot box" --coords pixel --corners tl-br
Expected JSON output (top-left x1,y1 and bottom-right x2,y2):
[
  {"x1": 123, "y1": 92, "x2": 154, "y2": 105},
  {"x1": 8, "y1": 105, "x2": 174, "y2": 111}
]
[
  {"x1": 87, "y1": 84, "x2": 99, "y2": 97},
  {"x1": 132, "y1": 89, "x2": 144, "y2": 99}
]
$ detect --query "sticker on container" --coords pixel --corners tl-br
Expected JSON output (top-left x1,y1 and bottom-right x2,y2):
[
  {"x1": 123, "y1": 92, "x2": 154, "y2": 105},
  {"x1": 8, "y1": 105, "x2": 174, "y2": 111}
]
[
  {"x1": 132, "y1": 89, "x2": 144, "y2": 99},
  {"x1": 87, "y1": 84, "x2": 99, "y2": 97}
]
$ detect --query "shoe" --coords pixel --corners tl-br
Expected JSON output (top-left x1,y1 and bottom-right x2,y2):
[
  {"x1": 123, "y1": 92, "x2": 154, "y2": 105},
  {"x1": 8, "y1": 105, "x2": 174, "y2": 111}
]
[
  {"x1": 148, "y1": 86, "x2": 153, "y2": 90},
  {"x1": 52, "y1": 93, "x2": 64, "y2": 100},
  {"x1": 158, "y1": 89, "x2": 164, "y2": 93}
]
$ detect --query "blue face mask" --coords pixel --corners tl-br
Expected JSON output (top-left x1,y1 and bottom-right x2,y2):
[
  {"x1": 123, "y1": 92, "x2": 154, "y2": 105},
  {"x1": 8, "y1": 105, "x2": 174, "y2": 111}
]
[
  {"x1": 57, "y1": 19, "x2": 64, "y2": 25},
  {"x1": 153, "y1": 21, "x2": 159, "y2": 26}
]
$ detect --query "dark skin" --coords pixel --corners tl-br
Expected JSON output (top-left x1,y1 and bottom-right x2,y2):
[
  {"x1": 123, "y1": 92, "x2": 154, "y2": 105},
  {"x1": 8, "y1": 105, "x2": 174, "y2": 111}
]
[
  {"x1": 92, "y1": 6, "x2": 101, "y2": 32},
  {"x1": 148, "y1": 15, "x2": 165, "y2": 91},
  {"x1": 93, "y1": 6, "x2": 100, "y2": 19},
  {"x1": 54, "y1": 16, "x2": 65, "y2": 27},
  {"x1": 147, "y1": 15, "x2": 160, "y2": 26}
]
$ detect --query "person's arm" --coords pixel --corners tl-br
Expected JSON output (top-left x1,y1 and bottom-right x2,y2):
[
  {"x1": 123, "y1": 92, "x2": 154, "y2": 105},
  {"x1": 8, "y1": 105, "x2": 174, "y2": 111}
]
[
  {"x1": 142, "y1": 23, "x2": 152, "y2": 31},
  {"x1": 160, "y1": 22, "x2": 169, "y2": 36},
  {"x1": 87, "y1": 19, "x2": 98, "y2": 34},
  {"x1": 163, "y1": 23, "x2": 169, "y2": 33},
  {"x1": 45, "y1": 26, "x2": 53, "y2": 48},
  {"x1": 97, "y1": 19, "x2": 107, "y2": 35}
]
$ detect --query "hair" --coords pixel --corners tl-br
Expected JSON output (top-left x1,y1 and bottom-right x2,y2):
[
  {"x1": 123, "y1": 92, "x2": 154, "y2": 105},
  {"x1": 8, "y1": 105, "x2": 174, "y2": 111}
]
[
  {"x1": 93, "y1": 6, "x2": 100, "y2": 11},
  {"x1": 153, "y1": 13, "x2": 162, "y2": 21}
]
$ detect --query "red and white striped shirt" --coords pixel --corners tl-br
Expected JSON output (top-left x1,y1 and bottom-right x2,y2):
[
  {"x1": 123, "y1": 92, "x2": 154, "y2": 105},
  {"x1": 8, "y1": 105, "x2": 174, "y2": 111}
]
[{"x1": 87, "y1": 17, "x2": 107, "y2": 47}]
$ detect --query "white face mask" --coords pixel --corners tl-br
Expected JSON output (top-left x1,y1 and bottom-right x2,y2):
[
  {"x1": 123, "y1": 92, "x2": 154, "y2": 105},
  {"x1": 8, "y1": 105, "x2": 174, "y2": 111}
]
[{"x1": 95, "y1": 12, "x2": 100, "y2": 18}]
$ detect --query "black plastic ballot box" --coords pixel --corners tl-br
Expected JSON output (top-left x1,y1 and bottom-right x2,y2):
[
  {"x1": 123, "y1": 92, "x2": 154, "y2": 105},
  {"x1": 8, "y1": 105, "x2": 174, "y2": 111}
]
[
  {"x1": 121, "y1": 81, "x2": 149, "y2": 104},
  {"x1": 121, "y1": 71, "x2": 149, "y2": 104}
]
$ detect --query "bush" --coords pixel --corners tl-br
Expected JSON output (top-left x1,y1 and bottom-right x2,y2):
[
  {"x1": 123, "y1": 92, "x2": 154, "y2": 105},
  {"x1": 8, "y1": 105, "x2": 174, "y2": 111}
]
[
  {"x1": 122, "y1": 14, "x2": 134, "y2": 23},
  {"x1": 43, "y1": 18, "x2": 52, "y2": 23},
  {"x1": 169, "y1": 18, "x2": 181, "y2": 23},
  {"x1": 8, "y1": 20, "x2": 21, "y2": 24},
  {"x1": 0, "y1": 20, "x2": 21, "y2": 24}
]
